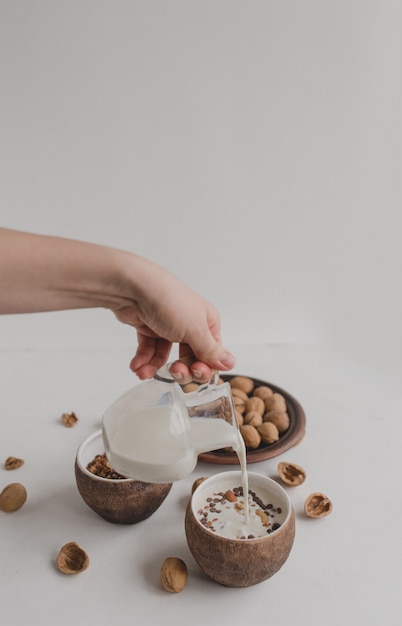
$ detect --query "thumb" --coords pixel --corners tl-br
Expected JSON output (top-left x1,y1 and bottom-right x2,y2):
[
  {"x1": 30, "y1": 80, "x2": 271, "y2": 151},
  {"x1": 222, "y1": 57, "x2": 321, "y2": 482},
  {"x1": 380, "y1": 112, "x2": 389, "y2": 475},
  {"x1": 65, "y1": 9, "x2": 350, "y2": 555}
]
[{"x1": 187, "y1": 327, "x2": 236, "y2": 372}]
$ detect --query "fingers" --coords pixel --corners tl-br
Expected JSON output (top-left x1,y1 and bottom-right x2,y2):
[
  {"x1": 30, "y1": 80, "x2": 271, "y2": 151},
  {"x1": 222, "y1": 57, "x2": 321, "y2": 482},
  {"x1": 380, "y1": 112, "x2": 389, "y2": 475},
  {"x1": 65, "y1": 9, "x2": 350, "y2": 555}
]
[
  {"x1": 130, "y1": 335, "x2": 172, "y2": 380},
  {"x1": 184, "y1": 322, "x2": 236, "y2": 374},
  {"x1": 169, "y1": 357, "x2": 213, "y2": 385}
]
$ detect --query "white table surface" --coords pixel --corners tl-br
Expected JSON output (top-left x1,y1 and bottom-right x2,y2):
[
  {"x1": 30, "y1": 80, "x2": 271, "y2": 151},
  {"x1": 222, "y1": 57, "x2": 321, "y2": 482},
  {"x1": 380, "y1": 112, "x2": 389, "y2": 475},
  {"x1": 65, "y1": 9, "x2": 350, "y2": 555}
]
[{"x1": 1, "y1": 341, "x2": 401, "y2": 626}]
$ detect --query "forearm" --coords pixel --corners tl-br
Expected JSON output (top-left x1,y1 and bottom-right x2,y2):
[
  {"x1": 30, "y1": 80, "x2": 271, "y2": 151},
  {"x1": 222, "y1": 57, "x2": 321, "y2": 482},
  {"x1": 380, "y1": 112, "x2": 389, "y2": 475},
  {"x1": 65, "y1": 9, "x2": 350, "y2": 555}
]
[{"x1": 0, "y1": 228, "x2": 143, "y2": 314}]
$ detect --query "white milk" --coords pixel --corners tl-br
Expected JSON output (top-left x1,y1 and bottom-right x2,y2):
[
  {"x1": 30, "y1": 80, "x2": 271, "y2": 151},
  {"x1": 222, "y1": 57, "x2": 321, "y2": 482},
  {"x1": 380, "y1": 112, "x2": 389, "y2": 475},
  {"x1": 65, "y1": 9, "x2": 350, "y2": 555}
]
[
  {"x1": 106, "y1": 405, "x2": 249, "y2": 523},
  {"x1": 193, "y1": 477, "x2": 287, "y2": 540}
]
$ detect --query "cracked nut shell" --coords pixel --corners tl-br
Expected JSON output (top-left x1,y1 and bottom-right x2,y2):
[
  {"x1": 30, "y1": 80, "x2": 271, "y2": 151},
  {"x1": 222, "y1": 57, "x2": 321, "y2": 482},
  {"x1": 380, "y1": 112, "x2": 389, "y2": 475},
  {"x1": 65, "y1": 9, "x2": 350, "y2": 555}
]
[
  {"x1": 57, "y1": 541, "x2": 89, "y2": 574},
  {"x1": 0, "y1": 482, "x2": 27, "y2": 512},
  {"x1": 304, "y1": 493, "x2": 333, "y2": 518},
  {"x1": 277, "y1": 461, "x2": 307, "y2": 486},
  {"x1": 160, "y1": 557, "x2": 188, "y2": 592}
]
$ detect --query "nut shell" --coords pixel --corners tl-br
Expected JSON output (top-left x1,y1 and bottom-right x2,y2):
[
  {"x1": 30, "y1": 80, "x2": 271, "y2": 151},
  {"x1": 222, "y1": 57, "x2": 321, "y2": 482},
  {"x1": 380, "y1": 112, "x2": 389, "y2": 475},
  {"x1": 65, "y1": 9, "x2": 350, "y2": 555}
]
[
  {"x1": 257, "y1": 422, "x2": 279, "y2": 444},
  {"x1": 264, "y1": 410, "x2": 290, "y2": 433},
  {"x1": 240, "y1": 425, "x2": 261, "y2": 449},
  {"x1": 244, "y1": 411, "x2": 263, "y2": 427},
  {"x1": 244, "y1": 396, "x2": 265, "y2": 416},
  {"x1": 264, "y1": 393, "x2": 287, "y2": 413},
  {"x1": 304, "y1": 493, "x2": 333, "y2": 518},
  {"x1": 160, "y1": 557, "x2": 188, "y2": 592},
  {"x1": 253, "y1": 385, "x2": 273, "y2": 400},
  {"x1": 57, "y1": 541, "x2": 89, "y2": 574},
  {"x1": 229, "y1": 376, "x2": 254, "y2": 395},
  {"x1": 277, "y1": 461, "x2": 306, "y2": 486},
  {"x1": 230, "y1": 387, "x2": 249, "y2": 402},
  {"x1": 0, "y1": 482, "x2": 27, "y2": 512}
]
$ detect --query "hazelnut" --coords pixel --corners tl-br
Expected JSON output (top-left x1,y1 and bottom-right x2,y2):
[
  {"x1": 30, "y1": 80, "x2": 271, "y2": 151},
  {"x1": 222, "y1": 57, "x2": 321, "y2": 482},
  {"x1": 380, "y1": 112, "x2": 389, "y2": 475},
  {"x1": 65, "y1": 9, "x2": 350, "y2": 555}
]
[
  {"x1": 263, "y1": 410, "x2": 290, "y2": 432},
  {"x1": 253, "y1": 385, "x2": 273, "y2": 400},
  {"x1": 277, "y1": 461, "x2": 306, "y2": 486},
  {"x1": 264, "y1": 393, "x2": 287, "y2": 413},
  {"x1": 244, "y1": 411, "x2": 263, "y2": 427},
  {"x1": 57, "y1": 542, "x2": 89, "y2": 574},
  {"x1": 0, "y1": 482, "x2": 27, "y2": 512},
  {"x1": 304, "y1": 493, "x2": 333, "y2": 518},
  {"x1": 160, "y1": 557, "x2": 188, "y2": 592},
  {"x1": 191, "y1": 477, "x2": 207, "y2": 494},
  {"x1": 240, "y1": 425, "x2": 261, "y2": 449},
  {"x1": 257, "y1": 422, "x2": 279, "y2": 444},
  {"x1": 244, "y1": 396, "x2": 265, "y2": 416},
  {"x1": 229, "y1": 376, "x2": 254, "y2": 395}
]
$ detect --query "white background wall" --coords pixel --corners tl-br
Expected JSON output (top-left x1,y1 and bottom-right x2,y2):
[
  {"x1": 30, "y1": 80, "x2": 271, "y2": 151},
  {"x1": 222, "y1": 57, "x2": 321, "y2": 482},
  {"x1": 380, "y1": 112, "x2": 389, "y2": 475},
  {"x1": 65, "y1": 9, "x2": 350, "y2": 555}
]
[{"x1": 1, "y1": 0, "x2": 401, "y2": 356}]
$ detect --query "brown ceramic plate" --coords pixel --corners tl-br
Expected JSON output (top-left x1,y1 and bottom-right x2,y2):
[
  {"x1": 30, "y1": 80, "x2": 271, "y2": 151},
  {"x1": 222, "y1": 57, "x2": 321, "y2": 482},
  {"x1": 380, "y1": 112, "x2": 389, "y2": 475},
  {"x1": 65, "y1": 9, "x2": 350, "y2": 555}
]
[{"x1": 198, "y1": 375, "x2": 306, "y2": 465}]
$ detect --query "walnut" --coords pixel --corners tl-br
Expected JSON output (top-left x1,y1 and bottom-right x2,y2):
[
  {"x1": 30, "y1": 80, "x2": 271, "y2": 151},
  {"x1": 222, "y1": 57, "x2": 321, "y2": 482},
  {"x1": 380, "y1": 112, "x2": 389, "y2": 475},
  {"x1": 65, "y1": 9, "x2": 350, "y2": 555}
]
[
  {"x1": 240, "y1": 424, "x2": 261, "y2": 449},
  {"x1": 253, "y1": 385, "x2": 273, "y2": 400},
  {"x1": 4, "y1": 456, "x2": 24, "y2": 470},
  {"x1": 264, "y1": 393, "x2": 287, "y2": 413},
  {"x1": 0, "y1": 482, "x2": 27, "y2": 512},
  {"x1": 235, "y1": 410, "x2": 244, "y2": 427},
  {"x1": 160, "y1": 557, "x2": 188, "y2": 592},
  {"x1": 57, "y1": 542, "x2": 90, "y2": 574},
  {"x1": 191, "y1": 477, "x2": 207, "y2": 494},
  {"x1": 257, "y1": 422, "x2": 279, "y2": 444},
  {"x1": 61, "y1": 412, "x2": 78, "y2": 427},
  {"x1": 244, "y1": 396, "x2": 265, "y2": 416},
  {"x1": 244, "y1": 411, "x2": 263, "y2": 427},
  {"x1": 182, "y1": 382, "x2": 201, "y2": 393},
  {"x1": 304, "y1": 493, "x2": 333, "y2": 518},
  {"x1": 229, "y1": 376, "x2": 254, "y2": 395},
  {"x1": 230, "y1": 387, "x2": 249, "y2": 402},
  {"x1": 232, "y1": 395, "x2": 246, "y2": 414},
  {"x1": 277, "y1": 461, "x2": 306, "y2": 486},
  {"x1": 263, "y1": 410, "x2": 290, "y2": 432}
]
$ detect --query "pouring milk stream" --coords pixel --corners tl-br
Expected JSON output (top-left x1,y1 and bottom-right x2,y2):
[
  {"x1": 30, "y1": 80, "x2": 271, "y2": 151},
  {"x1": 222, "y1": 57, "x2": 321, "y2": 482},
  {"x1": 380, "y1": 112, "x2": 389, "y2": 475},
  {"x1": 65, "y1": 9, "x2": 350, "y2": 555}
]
[{"x1": 103, "y1": 365, "x2": 250, "y2": 524}]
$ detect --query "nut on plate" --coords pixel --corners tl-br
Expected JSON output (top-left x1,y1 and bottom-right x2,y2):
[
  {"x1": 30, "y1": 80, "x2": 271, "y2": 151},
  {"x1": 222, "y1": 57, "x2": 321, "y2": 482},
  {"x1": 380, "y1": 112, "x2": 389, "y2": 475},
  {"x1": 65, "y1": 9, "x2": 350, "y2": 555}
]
[
  {"x1": 244, "y1": 411, "x2": 263, "y2": 427},
  {"x1": 0, "y1": 482, "x2": 27, "y2": 512},
  {"x1": 253, "y1": 385, "x2": 273, "y2": 400},
  {"x1": 264, "y1": 393, "x2": 287, "y2": 413},
  {"x1": 160, "y1": 557, "x2": 188, "y2": 593},
  {"x1": 229, "y1": 376, "x2": 254, "y2": 395},
  {"x1": 277, "y1": 461, "x2": 306, "y2": 486},
  {"x1": 304, "y1": 493, "x2": 333, "y2": 518},
  {"x1": 257, "y1": 422, "x2": 279, "y2": 444},
  {"x1": 57, "y1": 541, "x2": 90, "y2": 574},
  {"x1": 244, "y1": 396, "x2": 265, "y2": 416},
  {"x1": 263, "y1": 410, "x2": 290, "y2": 433},
  {"x1": 240, "y1": 424, "x2": 261, "y2": 449}
]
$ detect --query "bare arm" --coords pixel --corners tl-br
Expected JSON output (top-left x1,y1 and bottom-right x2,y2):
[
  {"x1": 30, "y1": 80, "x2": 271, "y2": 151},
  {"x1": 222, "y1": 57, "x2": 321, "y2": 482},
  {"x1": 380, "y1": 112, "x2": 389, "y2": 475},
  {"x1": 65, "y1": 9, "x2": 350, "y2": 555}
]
[{"x1": 0, "y1": 228, "x2": 236, "y2": 380}]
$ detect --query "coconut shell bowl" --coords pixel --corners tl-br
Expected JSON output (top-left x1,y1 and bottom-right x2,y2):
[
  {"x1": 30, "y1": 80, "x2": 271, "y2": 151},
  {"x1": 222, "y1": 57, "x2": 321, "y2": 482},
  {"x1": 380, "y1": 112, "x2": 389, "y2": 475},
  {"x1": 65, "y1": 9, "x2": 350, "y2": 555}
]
[
  {"x1": 75, "y1": 430, "x2": 172, "y2": 524},
  {"x1": 185, "y1": 470, "x2": 295, "y2": 587}
]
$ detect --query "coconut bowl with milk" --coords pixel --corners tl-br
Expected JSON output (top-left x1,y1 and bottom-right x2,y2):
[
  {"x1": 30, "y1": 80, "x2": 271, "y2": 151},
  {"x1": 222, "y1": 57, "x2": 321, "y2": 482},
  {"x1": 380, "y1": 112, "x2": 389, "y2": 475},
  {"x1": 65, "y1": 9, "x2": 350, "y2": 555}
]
[{"x1": 185, "y1": 470, "x2": 295, "y2": 587}]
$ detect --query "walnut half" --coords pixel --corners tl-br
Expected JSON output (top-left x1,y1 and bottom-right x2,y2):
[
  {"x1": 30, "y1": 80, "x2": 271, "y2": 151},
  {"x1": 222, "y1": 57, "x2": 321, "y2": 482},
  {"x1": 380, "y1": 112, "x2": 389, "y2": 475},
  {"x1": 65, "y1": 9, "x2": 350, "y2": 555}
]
[
  {"x1": 304, "y1": 493, "x2": 333, "y2": 518},
  {"x1": 57, "y1": 542, "x2": 89, "y2": 574},
  {"x1": 277, "y1": 461, "x2": 307, "y2": 486}
]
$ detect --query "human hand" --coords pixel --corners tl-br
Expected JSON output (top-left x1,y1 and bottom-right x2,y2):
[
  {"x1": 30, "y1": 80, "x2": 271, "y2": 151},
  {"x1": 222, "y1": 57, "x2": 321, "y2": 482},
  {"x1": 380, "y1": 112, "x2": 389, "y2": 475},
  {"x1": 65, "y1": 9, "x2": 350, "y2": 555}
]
[{"x1": 113, "y1": 258, "x2": 236, "y2": 382}]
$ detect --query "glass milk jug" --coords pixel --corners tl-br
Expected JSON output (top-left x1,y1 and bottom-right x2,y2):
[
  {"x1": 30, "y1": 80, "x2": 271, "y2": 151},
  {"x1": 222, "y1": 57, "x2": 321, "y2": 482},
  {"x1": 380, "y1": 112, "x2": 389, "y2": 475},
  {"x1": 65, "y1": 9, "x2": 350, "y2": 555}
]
[{"x1": 102, "y1": 364, "x2": 244, "y2": 483}]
